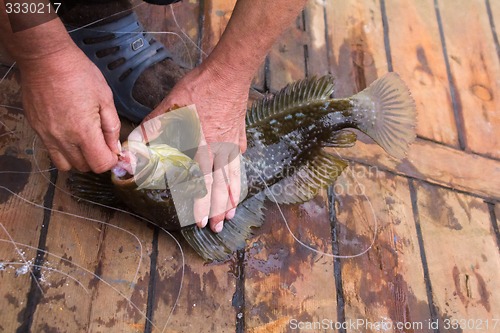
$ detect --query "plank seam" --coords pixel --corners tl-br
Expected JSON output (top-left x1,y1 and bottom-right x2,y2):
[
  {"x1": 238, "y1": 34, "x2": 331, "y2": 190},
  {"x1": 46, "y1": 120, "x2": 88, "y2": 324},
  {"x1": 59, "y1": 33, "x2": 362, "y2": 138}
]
[
  {"x1": 487, "y1": 203, "x2": 500, "y2": 251},
  {"x1": 322, "y1": 0, "x2": 332, "y2": 74},
  {"x1": 327, "y1": 186, "x2": 346, "y2": 333},
  {"x1": 416, "y1": 135, "x2": 500, "y2": 162},
  {"x1": 196, "y1": 0, "x2": 204, "y2": 66},
  {"x1": 233, "y1": 249, "x2": 245, "y2": 333},
  {"x1": 144, "y1": 227, "x2": 159, "y2": 333},
  {"x1": 434, "y1": 0, "x2": 467, "y2": 151},
  {"x1": 485, "y1": 0, "x2": 500, "y2": 63},
  {"x1": 16, "y1": 167, "x2": 58, "y2": 333},
  {"x1": 379, "y1": 0, "x2": 393, "y2": 72},
  {"x1": 408, "y1": 180, "x2": 440, "y2": 333}
]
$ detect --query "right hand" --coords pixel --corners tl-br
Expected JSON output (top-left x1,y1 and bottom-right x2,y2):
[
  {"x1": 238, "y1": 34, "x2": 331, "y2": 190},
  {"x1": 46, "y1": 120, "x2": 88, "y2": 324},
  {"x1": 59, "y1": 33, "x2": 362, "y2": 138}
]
[{"x1": 18, "y1": 44, "x2": 121, "y2": 173}]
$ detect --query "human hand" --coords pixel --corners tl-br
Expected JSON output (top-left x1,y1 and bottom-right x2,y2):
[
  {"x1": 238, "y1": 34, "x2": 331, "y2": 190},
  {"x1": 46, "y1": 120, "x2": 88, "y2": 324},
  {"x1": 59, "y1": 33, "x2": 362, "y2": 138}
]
[
  {"x1": 18, "y1": 44, "x2": 121, "y2": 173},
  {"x1": 146, "y1": 64, "x2": 249, "y2": 233}
]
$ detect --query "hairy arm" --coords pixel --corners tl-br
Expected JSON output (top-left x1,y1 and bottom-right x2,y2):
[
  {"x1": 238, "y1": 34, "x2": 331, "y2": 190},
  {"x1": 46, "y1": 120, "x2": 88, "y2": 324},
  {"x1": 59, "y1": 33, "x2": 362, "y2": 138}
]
[
  {"x1": 0, "y1": 0, "x2": 120, "y2": 172},
  {"x1": 151, "y1": 0, "x2": 308, "y2": 232}
]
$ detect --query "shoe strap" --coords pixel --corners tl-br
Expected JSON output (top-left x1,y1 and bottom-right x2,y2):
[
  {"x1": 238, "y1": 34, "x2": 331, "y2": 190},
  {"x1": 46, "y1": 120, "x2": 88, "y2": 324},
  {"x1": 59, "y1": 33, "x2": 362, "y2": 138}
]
[{"x1": 66, "y1": 12, "x2": 171, "y2": 122}]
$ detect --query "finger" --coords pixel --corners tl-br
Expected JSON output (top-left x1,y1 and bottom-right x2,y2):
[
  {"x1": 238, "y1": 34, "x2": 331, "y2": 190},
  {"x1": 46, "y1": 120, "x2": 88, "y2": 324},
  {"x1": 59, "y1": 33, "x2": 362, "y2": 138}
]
[
  {"x1": 193, "y1": 141, "x2": 212, "y2": 228},
  {"x1": 225, "y1": 148, "x2": 241, "y2": 220},
  {"x1": 80, "y1": 126, "x2": 118, "y2": 174},
  {"x1": 46, "y1": 147, "x2": 72, "y2": 171},
  {"x1": 58, "y1": 143, "x2": 91, "y2": 172},
  {"x1": 209, "y1": 150, "x2": 231, "y2": 233},
  {"x1": 99, "y1": 103, "x2": 121, "y2": 154}
]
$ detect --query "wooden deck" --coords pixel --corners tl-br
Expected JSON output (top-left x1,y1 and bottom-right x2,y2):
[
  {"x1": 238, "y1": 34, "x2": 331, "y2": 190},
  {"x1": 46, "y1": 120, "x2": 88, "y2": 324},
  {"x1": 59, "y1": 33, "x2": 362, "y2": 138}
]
[{"x1": 1, "y1": 0, "x2": 499, "y2": 332}]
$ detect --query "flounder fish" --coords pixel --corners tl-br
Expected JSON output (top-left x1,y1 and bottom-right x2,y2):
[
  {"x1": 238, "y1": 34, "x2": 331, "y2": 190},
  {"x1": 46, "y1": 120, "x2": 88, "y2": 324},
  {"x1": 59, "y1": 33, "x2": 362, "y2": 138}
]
[{"x1": 69, "y1": 73, "x2": 416, "y2": 262}]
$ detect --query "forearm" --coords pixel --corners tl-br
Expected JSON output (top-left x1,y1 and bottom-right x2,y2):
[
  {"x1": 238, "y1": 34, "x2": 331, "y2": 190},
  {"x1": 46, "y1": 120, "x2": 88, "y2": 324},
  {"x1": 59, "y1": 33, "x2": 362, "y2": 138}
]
[
  {"x1": 0, "y1": 0, "x2": 74, "y2": 64},
  {"x1": 204, "y1": 0, "x2": 308, "y2": 82}
]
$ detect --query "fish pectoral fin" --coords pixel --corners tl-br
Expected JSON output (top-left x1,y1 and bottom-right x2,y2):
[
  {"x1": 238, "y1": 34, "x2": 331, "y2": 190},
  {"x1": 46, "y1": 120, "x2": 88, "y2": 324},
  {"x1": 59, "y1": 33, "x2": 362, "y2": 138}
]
[
  {"x1": 265, "y1": 151, "x2": 348, "y2": 205},
  {"x1": 67, "y1": 171, "x2": 121, "y2": 206},
  {"x1": 181, "y1": 194, "x2": 266, "y2": 262},
  {"x1": 322, "y1": 129, "x2": 357, "y2": 148}
]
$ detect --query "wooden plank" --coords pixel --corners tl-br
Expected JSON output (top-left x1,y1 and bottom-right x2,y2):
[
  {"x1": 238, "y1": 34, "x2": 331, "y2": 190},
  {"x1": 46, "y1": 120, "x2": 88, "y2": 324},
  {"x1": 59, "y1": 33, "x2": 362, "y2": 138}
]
[
  {"x1": 0, "y1": 71, "x2": 51, "y2": 332},
  {"x1": 328, "y1": 136, "x2": 500, "y2": 201},
  {"x1": 325, "y1": 0, "x2": 388, "y2": 97},
  {"x1": 439, "y1": 0, "x2": 500, "y2": 159},
  {"x1": 29, "y1": 176, "x2": 154, "y2": 332},
  {"x1": 142, "y1": 2, "x2": 239, "y2": 332},
  {"x1": 149, "y1": 234, "x2": 238, "y2": 333},
  {"x1": 303, "y1": 0, "x2": 329, "y2": 77},
  {"x1": 136, "y1": 1, "x2": 201, "y2": 68},
  {"x1": 490, "y1": 0, "x2": 500, "y2": 44},
  {"x1": 335, "y1": 164, "x2": 432, "y2": 332},
  {"x1": 414, "y1": 181, "x2": 500, "y2": 328},
  {"x1": 385, "y1": 0, "x2": 459, "y2": 147},
  {"x1": 267, "y1": 13, "x2": 307, "y2": 91},
  {"x1": 84, "y1": 214, "x2": 154, "y2": 332},
  {"x1": 245, "y1": 194, "x2": 338, "y2": 333},
  {"x1": 200, "y1": 0, "x2": 236, "y2": 56}
]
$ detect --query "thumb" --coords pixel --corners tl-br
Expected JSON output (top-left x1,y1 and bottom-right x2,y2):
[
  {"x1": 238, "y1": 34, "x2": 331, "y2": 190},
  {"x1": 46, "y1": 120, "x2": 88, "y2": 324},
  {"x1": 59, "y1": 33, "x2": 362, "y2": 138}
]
[{"x1": 100, "y1": 103, "x2": 121, "y2": 154}]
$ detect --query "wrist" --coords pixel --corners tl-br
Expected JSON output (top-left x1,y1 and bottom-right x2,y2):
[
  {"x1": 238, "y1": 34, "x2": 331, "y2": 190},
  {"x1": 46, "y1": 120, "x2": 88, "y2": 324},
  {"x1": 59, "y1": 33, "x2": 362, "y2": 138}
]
[{"x1": 5, "y1": 16, "x2": 75, "y2": 63}]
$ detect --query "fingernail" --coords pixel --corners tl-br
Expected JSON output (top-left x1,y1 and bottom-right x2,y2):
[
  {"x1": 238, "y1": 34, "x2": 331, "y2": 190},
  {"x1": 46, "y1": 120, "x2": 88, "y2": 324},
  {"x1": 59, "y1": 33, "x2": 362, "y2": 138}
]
[
  {"x1": 214, "y1": 221, "x2": 223, "y2": 233},
  {"x1": 226, "y1": 208, "x2": 236, "y2": 220},
  {"x1": 201, "y1": 216, "x2": 208, "y2": 228}
]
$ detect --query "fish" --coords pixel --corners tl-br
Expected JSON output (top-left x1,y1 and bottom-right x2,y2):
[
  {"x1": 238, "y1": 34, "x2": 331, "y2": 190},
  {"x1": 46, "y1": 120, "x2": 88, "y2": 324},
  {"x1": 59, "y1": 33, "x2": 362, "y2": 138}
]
[{"x1": 68, "y1": 73, "x2": 416, "y2": 262}]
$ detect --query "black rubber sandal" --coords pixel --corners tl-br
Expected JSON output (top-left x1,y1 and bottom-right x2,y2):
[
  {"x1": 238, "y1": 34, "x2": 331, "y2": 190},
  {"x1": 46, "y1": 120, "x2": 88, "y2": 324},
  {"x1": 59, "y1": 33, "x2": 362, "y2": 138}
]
[{"x1": 66, "y1": 12, "x2": 171, "y2": 123}]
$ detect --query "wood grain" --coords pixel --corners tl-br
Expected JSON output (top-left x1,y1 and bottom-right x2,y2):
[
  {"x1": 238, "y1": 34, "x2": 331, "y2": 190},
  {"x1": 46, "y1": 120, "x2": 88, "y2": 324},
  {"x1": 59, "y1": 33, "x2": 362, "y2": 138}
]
[
  {"x1": 438, "y1": 0, "x2": 500, "y2": 159},
  {"x1": 136, "y1": 1, "x2": 201, "y2": 68},
  {"x1": 304, "y1": 0, "x2": 329, "y2": 77},
  {"x1": 325, "y1": 0, "x2": 388, "y2": 97},
  {"x1": 490, "y1": 0, "x2": 500, "y2": 45},
  {"x1": 244, "y1": 193, "x2": 338, "y2": 333},
  {"x1": 267, "y1": 12, "x2": 307, "y2": 91},
  {"x1": 414, "y1": 181, "x2": 500, "y2": 327},
  {"x1": 200, "y1": 0, "x2": 236, "y2": 56},
  {"x1": 150, "y1": 235, "x2": 238, "y2": 333},
  {"x1": 335, "y1": 164, "x2": 432, "y2": 332},
  {"x1": 328, "y1": 135, "x2": 500, "y2": 201},
  {"x1": 0, "y1": 72, "x2": 52, "y2": 333},
  {"x1": 385, "y1": 0, "x2": 459, "y2": 147},
  {"x1": 29, "y1": 174, "x2": 153, "y2": 332}
]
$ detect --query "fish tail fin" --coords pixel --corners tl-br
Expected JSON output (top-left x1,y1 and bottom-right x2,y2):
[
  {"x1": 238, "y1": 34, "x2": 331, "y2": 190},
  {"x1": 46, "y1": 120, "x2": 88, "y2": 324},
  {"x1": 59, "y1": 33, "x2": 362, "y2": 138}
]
[{"x1": 351, "y1": 72, "x2": 416, "y2": 159}]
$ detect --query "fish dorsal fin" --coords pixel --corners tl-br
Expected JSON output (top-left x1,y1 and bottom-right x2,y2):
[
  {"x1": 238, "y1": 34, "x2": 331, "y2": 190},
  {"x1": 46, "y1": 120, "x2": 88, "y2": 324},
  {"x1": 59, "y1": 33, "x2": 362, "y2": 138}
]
[
  {"x1": 265, "y1": 151, "x2": 348, "y2": 205},
  {"x1": 246, "y1": 75, "x2": 335, "y2": 126},
  {"x1": 181, "y1": 194, "x2": 266, "y2": 262}
]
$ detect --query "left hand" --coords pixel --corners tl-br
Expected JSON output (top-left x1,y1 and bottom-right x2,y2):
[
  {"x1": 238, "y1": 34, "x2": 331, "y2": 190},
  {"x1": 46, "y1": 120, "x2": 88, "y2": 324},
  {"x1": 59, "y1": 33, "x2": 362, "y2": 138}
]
[{"x1": 145, "y1": 63, "x2": 249, "y2": 233}]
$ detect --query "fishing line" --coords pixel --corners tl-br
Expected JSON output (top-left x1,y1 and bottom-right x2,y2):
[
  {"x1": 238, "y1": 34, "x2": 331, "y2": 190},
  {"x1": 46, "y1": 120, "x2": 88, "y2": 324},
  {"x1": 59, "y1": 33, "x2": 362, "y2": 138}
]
[
  {"x1": 0, "y1": 62, "x2": 15, "y2": 85},
  {"x1": 0, "y1": 187, "x2": 179, "y2": 332},
  {"x1": 0, "y1": 222, "x2": 44, "y2": 294},
  {"x1": 245, "y1": 152, "x2": 379, "y2": 259},
  {"x1": 0, "y1": 261, "x2": 90, "y2": 294},
  {"x1": 29, "y1": 136, "x2": 186, "y2": 327}
]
